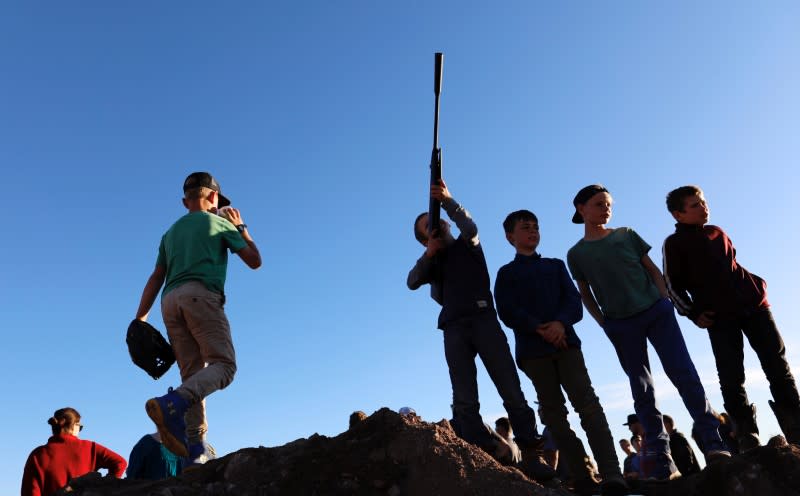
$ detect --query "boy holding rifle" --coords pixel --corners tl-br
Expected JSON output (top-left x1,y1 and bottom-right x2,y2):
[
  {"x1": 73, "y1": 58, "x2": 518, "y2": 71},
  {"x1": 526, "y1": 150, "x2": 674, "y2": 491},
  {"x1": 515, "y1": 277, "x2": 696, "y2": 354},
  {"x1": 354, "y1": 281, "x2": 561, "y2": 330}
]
[{"x1": 407, "y1": 179, "x2": 555, "y2": 483}]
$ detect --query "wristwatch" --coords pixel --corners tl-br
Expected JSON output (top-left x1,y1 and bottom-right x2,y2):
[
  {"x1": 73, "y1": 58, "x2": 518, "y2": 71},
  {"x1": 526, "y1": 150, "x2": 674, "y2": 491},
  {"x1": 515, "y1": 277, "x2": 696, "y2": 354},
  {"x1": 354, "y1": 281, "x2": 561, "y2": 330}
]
[{"x1": 235, "y1": 224, "x2": 247, "y2": 233}]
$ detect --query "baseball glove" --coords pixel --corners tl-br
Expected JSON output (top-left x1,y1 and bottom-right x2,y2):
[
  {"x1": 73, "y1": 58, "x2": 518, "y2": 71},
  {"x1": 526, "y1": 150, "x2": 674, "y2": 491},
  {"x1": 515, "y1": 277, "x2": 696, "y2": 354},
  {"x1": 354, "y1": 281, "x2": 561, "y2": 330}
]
[{"x1": 126, "y1": 319, "x2": 175, "y2": 380}]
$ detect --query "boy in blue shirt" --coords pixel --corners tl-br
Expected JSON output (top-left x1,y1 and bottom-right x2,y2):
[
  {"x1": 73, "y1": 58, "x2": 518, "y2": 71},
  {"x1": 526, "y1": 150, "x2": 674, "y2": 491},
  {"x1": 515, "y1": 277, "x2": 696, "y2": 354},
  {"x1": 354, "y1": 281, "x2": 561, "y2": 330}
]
[
  {"x1": 566, "y1": 184, "x2": 729, "y2": 481},
  {"x1": 407, "y1": 179, "x2": 554, "y2": 483},
  {"x1": 495, "y1": 209, "x2": 627, "y2": 496}
]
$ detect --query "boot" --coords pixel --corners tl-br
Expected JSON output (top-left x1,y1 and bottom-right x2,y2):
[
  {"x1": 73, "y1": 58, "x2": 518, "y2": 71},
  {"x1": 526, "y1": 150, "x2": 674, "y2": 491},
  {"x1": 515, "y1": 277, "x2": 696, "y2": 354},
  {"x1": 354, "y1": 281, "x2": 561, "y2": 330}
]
[
  {"x1": 769, "y1": 400, "x2": 800, "y2": 445},
  {"x1": 728, "y1": 403, "x2": 760, "y2": 452},
  {"x1": 518, "y1": 436, "x2": 558, "y2": 484}
]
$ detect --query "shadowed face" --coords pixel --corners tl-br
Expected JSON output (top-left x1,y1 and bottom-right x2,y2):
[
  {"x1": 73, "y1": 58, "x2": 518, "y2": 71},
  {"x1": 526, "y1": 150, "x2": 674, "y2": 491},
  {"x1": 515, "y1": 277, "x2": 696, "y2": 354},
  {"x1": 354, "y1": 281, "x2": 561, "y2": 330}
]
[
  {"x1": 674, "y1": 192, "x2": 709, "y2": 226},
  {"x1": 415, "y1": 213, "x2": 450, "y2": 246},
  {"x1": 578, "y1": 191, "x2": 613, "y2": 226},
  {"x1": 506, "y1": 219, "x2": 540, "y2": 253}
]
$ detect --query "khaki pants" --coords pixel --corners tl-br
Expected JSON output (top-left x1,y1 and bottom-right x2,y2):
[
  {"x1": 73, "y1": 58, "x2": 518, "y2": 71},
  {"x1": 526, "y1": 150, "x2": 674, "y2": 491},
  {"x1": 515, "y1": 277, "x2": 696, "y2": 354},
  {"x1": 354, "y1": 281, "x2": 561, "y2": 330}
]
[{"x1": 161, "y1": 281, "x2": 237, "y2": 444}]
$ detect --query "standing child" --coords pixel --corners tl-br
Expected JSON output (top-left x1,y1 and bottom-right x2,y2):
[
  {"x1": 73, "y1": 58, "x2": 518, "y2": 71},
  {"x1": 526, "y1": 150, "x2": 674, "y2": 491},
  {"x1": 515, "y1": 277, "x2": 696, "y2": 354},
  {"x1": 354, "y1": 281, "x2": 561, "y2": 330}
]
[
  {"x1": 663, "y1": 185, "x2": 800, "y2": 449},
  {"x1": 407, "y1": 179, "x2": 554, "y2": 482},
  {"x1": 566, "y1": 184, "x2": 729, "y2": 481},
  {"x1": 495, "y1": 209, "x2": 627, "y2": 496}
]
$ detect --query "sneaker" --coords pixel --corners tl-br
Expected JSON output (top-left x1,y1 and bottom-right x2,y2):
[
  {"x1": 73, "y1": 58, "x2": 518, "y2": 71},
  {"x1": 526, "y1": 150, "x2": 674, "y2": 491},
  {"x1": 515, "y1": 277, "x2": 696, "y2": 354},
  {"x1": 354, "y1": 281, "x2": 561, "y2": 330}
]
[
  {"x1": 184, "y1": 440, "x2": 217, "y2": 470},
  {"x1": 705, "y1": 449, "x2": 732, "y2": 464},
  {"x1": 146, "y1": 388, "x2": 189, "y2": 457},
  {"x1": 643, "y1": 453, "x2": 681, "y2": 481},
  {"x1": 600, "y1": 474, "x2": 630, "y2": 496}
]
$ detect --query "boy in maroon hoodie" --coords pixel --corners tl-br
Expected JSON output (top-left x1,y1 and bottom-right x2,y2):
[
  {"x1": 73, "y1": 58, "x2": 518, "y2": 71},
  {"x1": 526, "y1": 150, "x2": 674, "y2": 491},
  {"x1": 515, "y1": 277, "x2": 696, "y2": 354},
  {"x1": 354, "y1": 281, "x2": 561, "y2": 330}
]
[{"x1": 662, "y1": 185, "x2": 800, "y2": 450}]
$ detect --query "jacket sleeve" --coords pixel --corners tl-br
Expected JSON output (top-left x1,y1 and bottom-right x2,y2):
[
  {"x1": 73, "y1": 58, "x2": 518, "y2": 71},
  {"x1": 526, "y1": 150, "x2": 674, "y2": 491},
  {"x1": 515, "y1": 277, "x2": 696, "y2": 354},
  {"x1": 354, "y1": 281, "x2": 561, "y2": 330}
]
[
  {"x1": 495, "y1": 265, "x2": 541, "y2": 334},
  {"x1": 407, "y1": 254, "x2": 436, "y2": 290},
  {"x1": 662, "y1": 237, "x2": 699, "y2": 321},
  {"x1": 20, "y1": 451, "x2": 43, "y2": 496},
  {"x1": 442, "y1": 197, "x2": 478, "y2": 246},
  {"x1": 93, "y1": 442, "x2": 128, "y2": 479},
  {"x1": 554, "y1": 260, "x2": 583, "y2": 326}
]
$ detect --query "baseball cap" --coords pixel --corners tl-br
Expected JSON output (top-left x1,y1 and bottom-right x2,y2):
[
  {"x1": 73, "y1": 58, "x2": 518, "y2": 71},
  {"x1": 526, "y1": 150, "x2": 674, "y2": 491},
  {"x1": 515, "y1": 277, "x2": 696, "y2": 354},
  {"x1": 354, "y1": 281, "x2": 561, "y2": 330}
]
[
  {"x1": 571, "y1": 184, "x2": 608, "y2": 224},
  {"x1": 623, "y1": 414, "x2": 639, "y2": 426},
  {"x1": 183, "y1": 172, "x2": 231, "y2": 208}
]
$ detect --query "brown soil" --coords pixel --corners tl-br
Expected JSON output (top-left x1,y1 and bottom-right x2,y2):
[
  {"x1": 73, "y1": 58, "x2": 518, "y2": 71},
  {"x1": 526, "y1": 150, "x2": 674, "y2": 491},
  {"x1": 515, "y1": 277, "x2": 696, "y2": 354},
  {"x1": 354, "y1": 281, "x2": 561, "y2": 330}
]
[{"x1": 57, "y1": 408, "x2": 800, "y2": 496}]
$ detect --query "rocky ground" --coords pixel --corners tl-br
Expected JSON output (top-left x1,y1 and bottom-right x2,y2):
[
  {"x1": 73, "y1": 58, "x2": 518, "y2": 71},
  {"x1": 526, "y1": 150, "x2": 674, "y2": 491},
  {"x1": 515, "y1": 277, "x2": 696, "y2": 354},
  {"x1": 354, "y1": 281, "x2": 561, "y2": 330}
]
[{"x1": 57, "y1": 408, "x2": 800, "y2": 496}]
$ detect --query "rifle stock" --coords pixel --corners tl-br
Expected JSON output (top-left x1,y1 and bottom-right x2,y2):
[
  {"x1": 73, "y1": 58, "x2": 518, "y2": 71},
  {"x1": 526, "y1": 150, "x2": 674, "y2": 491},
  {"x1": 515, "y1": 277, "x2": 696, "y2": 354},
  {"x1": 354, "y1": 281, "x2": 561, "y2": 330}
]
[{"x1": 428, "y1": 52, "x2": 444, "y2": 236}]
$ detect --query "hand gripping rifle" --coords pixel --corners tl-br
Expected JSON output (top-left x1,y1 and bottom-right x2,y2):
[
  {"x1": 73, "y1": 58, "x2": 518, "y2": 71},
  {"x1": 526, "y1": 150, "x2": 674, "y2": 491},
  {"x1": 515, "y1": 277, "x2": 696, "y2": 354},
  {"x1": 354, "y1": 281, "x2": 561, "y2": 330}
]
[{"x1": 428, "y1": 52, "x2": 444, "y2": 237}]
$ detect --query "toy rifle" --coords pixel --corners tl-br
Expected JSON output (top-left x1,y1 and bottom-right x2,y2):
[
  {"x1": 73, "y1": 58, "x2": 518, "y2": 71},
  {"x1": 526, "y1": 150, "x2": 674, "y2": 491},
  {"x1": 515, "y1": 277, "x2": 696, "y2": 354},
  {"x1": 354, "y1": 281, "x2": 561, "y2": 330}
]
[{"x1": 428, "y1": 52, "x2": 444, "y2": 236}]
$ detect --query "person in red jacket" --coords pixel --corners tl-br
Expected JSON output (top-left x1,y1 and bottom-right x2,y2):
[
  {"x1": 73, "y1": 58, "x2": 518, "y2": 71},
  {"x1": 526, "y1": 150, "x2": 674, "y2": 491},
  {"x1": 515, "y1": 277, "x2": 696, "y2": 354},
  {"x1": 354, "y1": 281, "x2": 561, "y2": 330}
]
[{"x1": 21, "y1": 407, "x2": 127, "y2": 496}]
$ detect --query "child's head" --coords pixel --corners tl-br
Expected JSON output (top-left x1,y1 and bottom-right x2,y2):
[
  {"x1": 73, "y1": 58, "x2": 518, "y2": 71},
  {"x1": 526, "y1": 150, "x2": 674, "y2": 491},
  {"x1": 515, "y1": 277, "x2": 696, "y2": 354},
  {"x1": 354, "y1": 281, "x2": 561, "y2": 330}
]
[
  {"x1": 413, "y1": 212, "x2": 450, "y2": 246},
  {"x1": 666, "y1": 185, "x2": 708, "y2": 225},
  {"x1": 503, "y1": 210, "x2": 540, "y2": 253},
  {"x1": 494, "y1": 416, "x2": 512, "y2": 438},
  {"x1": 572, "y1": 184, "x2": 611, "y2": 225}
]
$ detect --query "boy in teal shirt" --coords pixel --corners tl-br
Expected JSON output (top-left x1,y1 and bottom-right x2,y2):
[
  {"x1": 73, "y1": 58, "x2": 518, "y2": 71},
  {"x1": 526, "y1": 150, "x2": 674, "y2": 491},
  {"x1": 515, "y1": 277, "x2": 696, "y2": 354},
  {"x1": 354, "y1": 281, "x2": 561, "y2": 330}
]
[{"x1": 566, "y1": 184, "x2": 728, "y2": 481}]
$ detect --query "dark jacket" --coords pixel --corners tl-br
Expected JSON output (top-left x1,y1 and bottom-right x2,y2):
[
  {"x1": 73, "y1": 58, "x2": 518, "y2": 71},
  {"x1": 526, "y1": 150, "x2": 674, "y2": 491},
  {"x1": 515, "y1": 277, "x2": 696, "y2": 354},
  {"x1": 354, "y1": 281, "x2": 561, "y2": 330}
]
[
  {"x1": 663, "y1": 223, "x2": 768, "y2": 322},
  {"x1": 669, "y1": 430, "x2": 701, "y2": 476},
  {"x1": 494, "y1": 253, "x2": 583, "y2": 362},
  {"x1": 407, "y1": 198, "x2": 495, "y2": 330}
]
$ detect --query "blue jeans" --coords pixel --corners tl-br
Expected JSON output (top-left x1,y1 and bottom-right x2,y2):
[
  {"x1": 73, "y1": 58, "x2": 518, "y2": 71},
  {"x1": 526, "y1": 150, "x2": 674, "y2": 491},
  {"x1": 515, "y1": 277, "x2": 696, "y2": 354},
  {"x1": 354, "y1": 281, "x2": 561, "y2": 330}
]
[
  {"x1": 603, "y1": 298, "x2": 724, "y2": 455},
  {"x1": 443, "y1": 311, "x2": 540, "y2": 448}
]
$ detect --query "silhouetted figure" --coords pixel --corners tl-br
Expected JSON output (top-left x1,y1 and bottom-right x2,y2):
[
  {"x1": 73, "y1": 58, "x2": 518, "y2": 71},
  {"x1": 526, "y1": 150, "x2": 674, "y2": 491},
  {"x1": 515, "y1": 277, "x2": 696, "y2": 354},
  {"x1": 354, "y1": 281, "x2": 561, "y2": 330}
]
[
  {"x1": 663, "y1": 415, "x2": 700, "y2": 476},
  {"x1": 568, "y1": 185, "x2": 729, "y2": 481},
  {"x1": 495, "y1": 209, "x2": 628, "y2": 495},
  {"x1": 494, "y1": 417, "x2": 522, "y2": 465},
  {"x1": 407, "y1": 178, "x2": 554, "y2": 483},
  {"x1": 664, "y1": 185, "x2": 800, "y2": 450},
  {"x1": 619, "y1": 439, "x2": 638, "y2": 480}
]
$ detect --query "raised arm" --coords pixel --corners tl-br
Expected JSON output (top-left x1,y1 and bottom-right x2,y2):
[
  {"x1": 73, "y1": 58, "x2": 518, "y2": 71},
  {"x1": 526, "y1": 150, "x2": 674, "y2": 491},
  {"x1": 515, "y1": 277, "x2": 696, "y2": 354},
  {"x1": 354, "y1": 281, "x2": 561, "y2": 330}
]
[
  {"x1": 431, "y1": 179, "x2": 478, "y2": 245},
  {"x1": 407, "y1": 254, "x2": 436, "y2": 290},
  {"x1": 222, "y1": 207, "x2": 261, "y2": 269}
]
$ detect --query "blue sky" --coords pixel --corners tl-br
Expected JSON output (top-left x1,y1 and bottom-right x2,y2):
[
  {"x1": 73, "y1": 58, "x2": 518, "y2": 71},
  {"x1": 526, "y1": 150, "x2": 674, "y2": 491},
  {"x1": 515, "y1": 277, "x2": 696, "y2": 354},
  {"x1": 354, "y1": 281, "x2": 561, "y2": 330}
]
[{"x1": 2, "y1": 1, "x2": 799, "y2": 492}]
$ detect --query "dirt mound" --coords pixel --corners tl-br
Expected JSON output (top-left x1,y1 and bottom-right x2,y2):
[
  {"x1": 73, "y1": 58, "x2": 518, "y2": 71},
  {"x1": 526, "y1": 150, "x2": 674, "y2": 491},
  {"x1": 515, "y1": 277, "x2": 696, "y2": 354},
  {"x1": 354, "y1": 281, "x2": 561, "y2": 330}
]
[{"x1": 56, "y1": 408, "x2": 800, "y2": 496}]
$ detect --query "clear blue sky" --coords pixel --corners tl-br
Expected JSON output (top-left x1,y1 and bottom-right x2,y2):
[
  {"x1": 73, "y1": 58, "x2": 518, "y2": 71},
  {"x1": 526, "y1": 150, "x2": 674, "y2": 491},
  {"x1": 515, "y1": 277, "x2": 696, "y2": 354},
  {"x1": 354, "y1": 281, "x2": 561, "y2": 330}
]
[{"x1": 2, "y1": 1, "x2": 799, "y2": 492}]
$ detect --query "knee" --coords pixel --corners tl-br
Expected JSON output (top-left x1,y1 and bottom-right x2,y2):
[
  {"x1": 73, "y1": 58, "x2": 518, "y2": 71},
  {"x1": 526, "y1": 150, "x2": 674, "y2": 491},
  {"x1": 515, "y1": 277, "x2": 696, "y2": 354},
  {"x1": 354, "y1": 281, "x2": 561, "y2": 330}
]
[{"x1": 216, "y1": 361, "x2": 237, "y2": 390}]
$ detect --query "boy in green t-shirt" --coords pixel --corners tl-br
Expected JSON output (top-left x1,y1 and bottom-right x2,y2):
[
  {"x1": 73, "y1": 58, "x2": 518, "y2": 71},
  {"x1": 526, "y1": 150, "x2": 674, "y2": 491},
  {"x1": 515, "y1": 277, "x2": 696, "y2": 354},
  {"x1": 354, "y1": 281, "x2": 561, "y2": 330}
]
[
  {"x1": 135, "y1": 172, "x2": 262, "y2": 464},
  {"x1": 566, "y1": 184, "x2": 728, "y2": 481}
]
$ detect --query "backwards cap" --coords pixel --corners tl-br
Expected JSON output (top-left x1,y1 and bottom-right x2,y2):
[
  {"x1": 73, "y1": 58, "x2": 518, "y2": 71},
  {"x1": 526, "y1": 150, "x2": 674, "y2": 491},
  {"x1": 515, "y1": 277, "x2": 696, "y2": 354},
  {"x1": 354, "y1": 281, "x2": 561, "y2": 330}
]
[{"x1": 571, "y1": 184, "x2": 608, "y2": 224}]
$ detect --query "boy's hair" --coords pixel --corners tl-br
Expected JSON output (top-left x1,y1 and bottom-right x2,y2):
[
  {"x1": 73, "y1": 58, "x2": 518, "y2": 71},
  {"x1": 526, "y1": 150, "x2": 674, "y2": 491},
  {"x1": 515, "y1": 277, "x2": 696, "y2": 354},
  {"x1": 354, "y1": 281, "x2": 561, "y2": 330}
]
[
  {"x1": 662, "y1": 414, "x2": 674, "y2": 429},
  {"x1": 495, "y1": 416, "x2": 512, "y2": 432},
  {"x1": 413, "y1": 212, "x2": 428, "y2": 243},
  {"x1": 666, "y1": 185, "x2": 702, "y2": 213},
  {"x1": 502, "y1": 210, "x2": 538, "y2": 234},
  {"x1": 184, "y1": 186, "x2": 214, "y2": 201}
]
